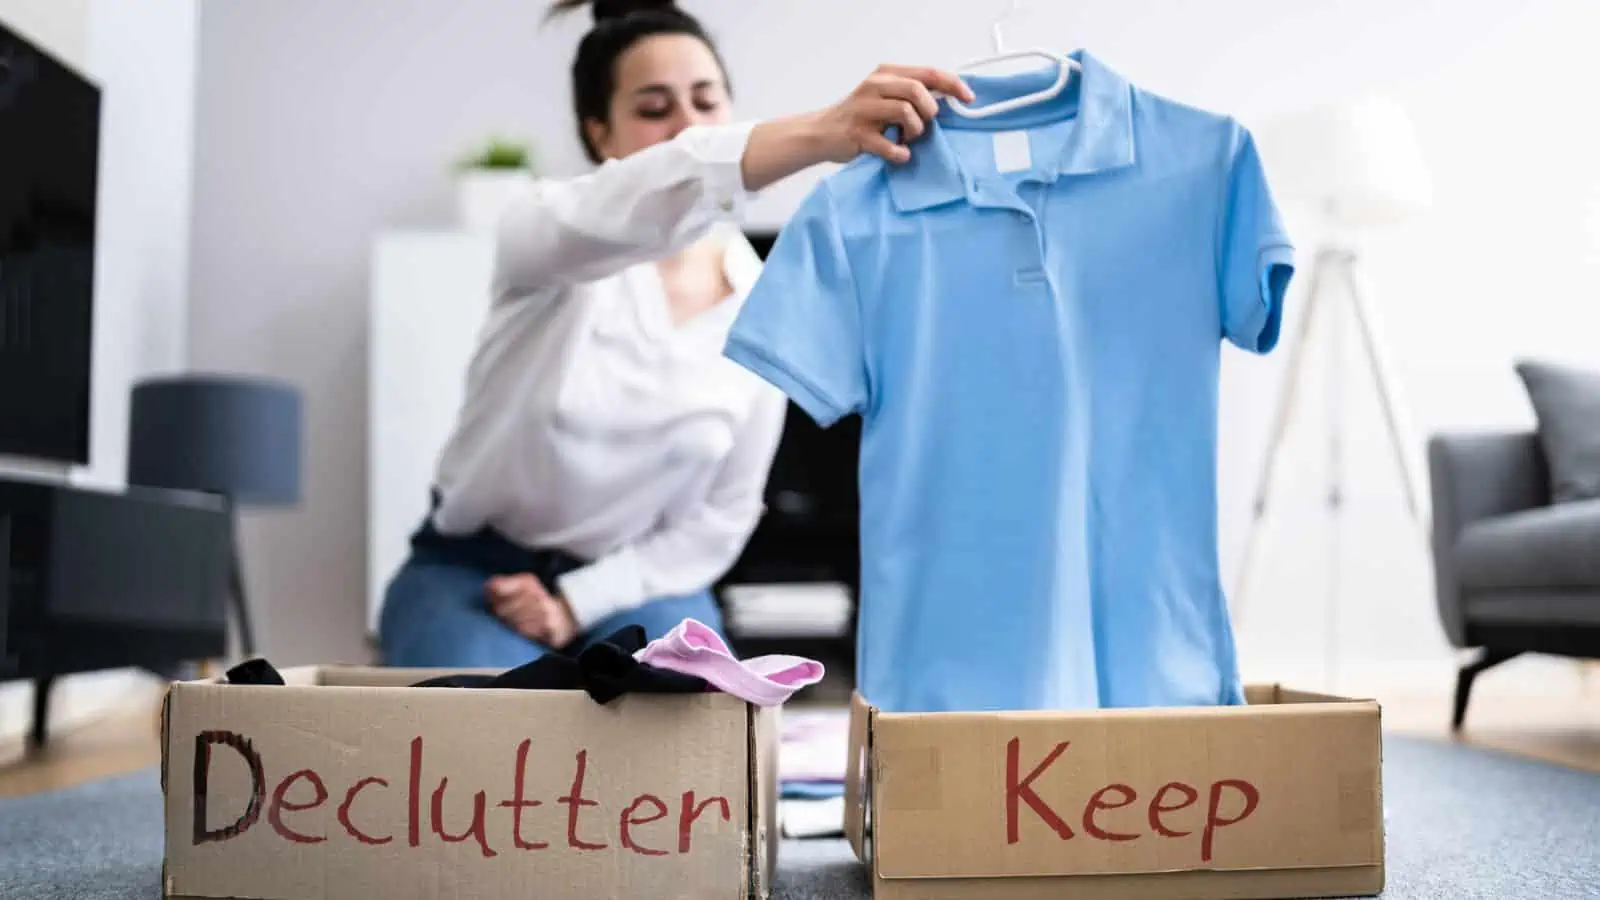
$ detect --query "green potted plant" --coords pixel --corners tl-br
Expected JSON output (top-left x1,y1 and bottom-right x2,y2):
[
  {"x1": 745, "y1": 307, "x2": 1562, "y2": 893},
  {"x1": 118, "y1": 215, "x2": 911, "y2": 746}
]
[{"x1": 454, "y1": 136, "x2": 536, "y2": 232}]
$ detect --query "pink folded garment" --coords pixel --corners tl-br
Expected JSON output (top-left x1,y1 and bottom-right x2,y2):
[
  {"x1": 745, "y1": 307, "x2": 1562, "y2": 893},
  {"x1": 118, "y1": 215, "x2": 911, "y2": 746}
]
[{"x1": 635, "y1": 618, "x2": 825, "y2": 707}]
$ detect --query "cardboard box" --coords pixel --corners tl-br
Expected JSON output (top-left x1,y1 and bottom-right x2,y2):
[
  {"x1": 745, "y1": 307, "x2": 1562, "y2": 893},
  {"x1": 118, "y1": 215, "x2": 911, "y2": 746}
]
[
  {"x1": 844, "y1": 685, "x2": 1384, "y2": 899},
  {"x1": 160, "y1": 666, "x2": 779, "y2": 900}
]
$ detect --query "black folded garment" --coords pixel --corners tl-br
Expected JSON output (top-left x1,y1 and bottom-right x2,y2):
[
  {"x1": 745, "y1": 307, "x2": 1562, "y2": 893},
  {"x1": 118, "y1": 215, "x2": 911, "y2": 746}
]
[
  {"x1": 225, "y1": 658, "x2": 286, "y2": 686},
  {"x1": 225, "y1": 625, "x2": 709, "y2": 705},
  {"x1": 573, "y1": 625, "x2": 709, "y2": 703},
  {"x1": 411, "y1": 625, "x2": 708, "y2": 704}
]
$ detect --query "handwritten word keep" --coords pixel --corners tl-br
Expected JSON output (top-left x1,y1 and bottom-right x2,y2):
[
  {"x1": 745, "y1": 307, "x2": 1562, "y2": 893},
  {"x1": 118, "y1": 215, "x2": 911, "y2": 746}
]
[
  {"x1": 1004, "y1": 738, "x2": 1260, "y2": 862},
  {"x1": 191, "y1": 731, "x2": 732, "y2": 858}
]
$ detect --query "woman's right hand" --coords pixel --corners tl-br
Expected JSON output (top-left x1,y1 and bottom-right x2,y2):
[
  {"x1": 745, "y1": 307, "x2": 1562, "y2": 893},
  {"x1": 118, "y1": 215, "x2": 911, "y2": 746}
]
[
  {"x1": 486, "y1": 573, "x2": 576, "y2": 648},
  {"x1": 743, "y1": 65, "x2": 975, "y2": 191}
]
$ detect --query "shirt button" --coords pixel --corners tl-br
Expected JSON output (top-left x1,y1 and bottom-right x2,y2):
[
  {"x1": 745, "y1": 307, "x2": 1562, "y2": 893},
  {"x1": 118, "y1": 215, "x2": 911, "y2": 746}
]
[{"x1": 719, "y1": 197, "x2": 735, "y2": 212}]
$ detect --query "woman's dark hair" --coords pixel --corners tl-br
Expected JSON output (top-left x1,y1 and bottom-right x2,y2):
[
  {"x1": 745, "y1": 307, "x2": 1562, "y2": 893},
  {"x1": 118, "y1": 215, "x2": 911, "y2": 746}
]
[{"x1": 547, "y1": 0, "x2": 730, "y2": 164}]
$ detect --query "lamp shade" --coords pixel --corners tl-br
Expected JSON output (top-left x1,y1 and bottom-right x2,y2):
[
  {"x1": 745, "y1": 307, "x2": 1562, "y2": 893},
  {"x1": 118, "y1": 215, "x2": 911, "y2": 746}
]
[
  {"x1": 128, "y1": 375, "x2": 303, "y2": 506},
  {"x1": 1255, "y1": 95, "x2": 1433, "y2": 229}
]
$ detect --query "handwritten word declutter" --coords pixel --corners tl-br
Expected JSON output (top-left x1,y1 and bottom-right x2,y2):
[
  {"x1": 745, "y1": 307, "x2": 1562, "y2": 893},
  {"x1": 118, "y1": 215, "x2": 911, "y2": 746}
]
[{"x1": 190, "y1": 731, "x2": 735, "y2": 859}]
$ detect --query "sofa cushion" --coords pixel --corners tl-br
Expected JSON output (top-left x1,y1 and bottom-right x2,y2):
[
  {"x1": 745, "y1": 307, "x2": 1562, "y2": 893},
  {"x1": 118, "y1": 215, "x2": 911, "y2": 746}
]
[
  {"x1": 1464, "y1": 590, "x2": 1600, "y2": 628},
  {"x1": 1456, "y1": 498, "x2": 1600, "y2": 590},
  {"x1": 1516, "y1": 359, "x2": 1600, "y2": 503}
]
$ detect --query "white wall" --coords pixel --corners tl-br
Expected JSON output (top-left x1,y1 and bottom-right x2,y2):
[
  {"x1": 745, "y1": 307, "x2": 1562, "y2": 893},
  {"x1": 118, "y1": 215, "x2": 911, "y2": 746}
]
[
  {"x1": 0, "y1": 0, "x2": 88, "y2": 69},
  {"x1": 76, "y1": 0, "x2": 199, "y2": 489},
  {"x1": 1215, "y1": 3, "x2": 1600, "y2": 689},
  {"x1": 189, "y1": 1, "x2": 1600, "y2": 685},
  {"x1": 186, "y1": 0, "x2": 579, "y2": 665}
]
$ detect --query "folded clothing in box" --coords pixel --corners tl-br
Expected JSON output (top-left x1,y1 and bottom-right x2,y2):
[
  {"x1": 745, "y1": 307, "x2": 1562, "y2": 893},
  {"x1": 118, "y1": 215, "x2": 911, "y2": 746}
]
[{"x1": 228, "y1": 618, "x2": 824, "y2": 708}]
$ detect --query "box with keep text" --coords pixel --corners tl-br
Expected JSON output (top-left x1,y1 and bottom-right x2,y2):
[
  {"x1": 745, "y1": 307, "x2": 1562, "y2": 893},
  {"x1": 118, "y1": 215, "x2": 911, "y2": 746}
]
[
  {"x1": 844, "y1": 684, "x2": 1384, "y2": 900},
  {"x1": 159, "y1": 666, "x2": 779, "y2": 900}
]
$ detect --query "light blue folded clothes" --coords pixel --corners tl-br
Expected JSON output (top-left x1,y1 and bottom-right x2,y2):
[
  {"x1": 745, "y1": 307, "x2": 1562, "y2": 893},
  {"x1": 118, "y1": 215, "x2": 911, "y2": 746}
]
[{"x1": 781, "y1": 780, "x2": 845, "y2": 800}]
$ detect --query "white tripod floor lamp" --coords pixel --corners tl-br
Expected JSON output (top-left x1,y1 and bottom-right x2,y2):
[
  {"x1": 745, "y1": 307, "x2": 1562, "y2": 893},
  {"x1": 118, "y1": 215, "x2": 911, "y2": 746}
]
[{"x1": 1231, "y1": 97, "x2": 1435, "y2": 686}]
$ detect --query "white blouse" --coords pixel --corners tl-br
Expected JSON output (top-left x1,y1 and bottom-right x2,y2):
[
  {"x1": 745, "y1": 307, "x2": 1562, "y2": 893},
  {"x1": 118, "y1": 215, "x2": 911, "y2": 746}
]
[{"x1": 429, "y1": 122, "x2": 788, "y2": 629}]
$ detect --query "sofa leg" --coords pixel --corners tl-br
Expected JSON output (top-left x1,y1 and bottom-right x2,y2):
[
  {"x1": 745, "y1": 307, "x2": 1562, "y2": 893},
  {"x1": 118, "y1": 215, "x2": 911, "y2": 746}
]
[
  {"x1": 28, "y1": 675, "x2": 56, "y2": 752},
  {"x1": 1453, "y1": 649, "x2": 1522, "y2": 731}
]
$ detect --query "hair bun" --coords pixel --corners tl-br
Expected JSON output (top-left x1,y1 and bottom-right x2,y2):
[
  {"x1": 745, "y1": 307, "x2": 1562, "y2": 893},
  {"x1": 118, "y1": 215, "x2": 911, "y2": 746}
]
[{"x1": 591, "y1": 0, "x2": 678, "y2": 22}]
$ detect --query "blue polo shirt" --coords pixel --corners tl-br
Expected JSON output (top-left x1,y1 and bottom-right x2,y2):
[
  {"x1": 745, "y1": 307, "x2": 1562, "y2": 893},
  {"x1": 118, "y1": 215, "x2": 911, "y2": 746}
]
[{"x1": 724, "y1": 50, "x2": 1295, "y2": 713}]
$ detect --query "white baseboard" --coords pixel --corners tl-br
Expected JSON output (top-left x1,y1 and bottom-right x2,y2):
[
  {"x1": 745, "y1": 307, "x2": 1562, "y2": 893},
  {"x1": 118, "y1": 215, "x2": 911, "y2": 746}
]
[{"x1": 0, "y1": 669, "x2": 161, "y2": 744}]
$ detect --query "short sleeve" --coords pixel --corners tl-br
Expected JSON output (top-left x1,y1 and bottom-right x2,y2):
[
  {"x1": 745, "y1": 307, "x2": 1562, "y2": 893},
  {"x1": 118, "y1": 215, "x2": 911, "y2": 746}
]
[
  {"x1": 1218, "y1": 125, "x2": 1295, "y2": 354},
  {"x1": 724, "y1": 183, "x2": 866, "y2": 428}
]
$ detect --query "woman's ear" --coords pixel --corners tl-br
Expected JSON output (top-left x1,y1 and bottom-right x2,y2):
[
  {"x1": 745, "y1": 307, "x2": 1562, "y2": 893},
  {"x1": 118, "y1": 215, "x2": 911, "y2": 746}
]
[{"x1": 584, "y1": 117, "x2": 611, "y2": 161}]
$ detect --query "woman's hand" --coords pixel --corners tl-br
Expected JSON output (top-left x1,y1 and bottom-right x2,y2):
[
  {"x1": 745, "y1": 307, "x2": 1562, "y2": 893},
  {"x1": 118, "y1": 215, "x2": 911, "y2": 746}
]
[
  {"x1": 486, "y1": 574, "x2": 579, "y2": 650},
  {"x1": 743, "y1": 65, "x2": 975, "y2": 191},
  {"x1": 814, "y1": 65, "x2": 976, "y2": 164}
]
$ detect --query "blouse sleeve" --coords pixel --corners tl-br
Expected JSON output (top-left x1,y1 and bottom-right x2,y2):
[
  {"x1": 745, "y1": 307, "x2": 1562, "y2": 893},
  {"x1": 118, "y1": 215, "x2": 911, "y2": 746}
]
[
  {"x1": 492, "y1": 123, "x2": 755, "y2": 300},
  {"x1": 554, "y1": 386, "x2": 788, "y2": 629}
]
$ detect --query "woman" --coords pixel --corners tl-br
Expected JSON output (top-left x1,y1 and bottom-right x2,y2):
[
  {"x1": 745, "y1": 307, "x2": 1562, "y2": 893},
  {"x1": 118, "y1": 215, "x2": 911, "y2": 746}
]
[{"x1": 378, "y1": 0, "x2": 972, "y2": 667}]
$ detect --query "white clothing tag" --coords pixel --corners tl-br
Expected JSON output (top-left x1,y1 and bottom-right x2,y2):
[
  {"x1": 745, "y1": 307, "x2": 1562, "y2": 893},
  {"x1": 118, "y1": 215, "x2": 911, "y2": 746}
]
[{"x1": 993, "y1": 131, "x2": 1032, "y2": 174}]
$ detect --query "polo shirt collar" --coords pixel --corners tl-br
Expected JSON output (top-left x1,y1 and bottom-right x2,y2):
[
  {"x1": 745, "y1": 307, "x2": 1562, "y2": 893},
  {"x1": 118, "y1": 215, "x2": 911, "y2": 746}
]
[{"x1": 888, "y1": 49, "x2": 1136, "y2": 213}]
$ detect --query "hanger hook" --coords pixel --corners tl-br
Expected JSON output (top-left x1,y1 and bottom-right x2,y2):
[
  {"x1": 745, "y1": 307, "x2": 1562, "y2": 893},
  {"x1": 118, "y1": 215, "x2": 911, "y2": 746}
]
[{"x1": 992, "y1": 0, "x2": 1025, "y2": 53}]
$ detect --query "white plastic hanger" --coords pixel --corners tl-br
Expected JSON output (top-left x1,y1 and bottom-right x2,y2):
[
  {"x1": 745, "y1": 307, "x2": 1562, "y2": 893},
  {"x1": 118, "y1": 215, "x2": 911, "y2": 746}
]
[{"x1": 945, "y1": 0, "x2": 1078, "y2": 119}]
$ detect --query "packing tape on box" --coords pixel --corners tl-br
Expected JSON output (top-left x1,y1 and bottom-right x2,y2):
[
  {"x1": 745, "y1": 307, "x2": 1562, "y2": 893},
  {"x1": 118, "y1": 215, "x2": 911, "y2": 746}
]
[{"x1": 877, "y1": 746, "x2": 944, "y2": 812}]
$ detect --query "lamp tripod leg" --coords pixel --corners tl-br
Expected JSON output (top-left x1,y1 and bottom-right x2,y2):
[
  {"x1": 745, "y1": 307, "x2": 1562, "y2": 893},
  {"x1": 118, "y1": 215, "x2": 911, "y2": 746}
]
[
  {"x1": 1339, "y1": 256, "x2": 1427, "y2": 526},
  {"x1": 1232, "y1": 248, "x2": 1333, "y2": 622},
  {"x1": 229, "y1": 511, "x2": 257, "y2": 658},
  {"x1": 1323, "y1": 254, "x2": 1349, "y2": 691}
]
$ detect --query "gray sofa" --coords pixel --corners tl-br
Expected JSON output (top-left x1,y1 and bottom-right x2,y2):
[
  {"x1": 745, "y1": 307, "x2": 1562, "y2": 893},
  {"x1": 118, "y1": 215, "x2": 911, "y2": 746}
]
[{"x1": 1428, "y1": 431, "x2": 1600, "y2": 729}]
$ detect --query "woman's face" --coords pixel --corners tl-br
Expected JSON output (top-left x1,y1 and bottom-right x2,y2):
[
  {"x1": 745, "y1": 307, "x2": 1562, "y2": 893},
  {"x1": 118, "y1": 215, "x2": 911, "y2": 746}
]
[{"x1": 588, "y1": 33, "x2": 732, "y2": 161}]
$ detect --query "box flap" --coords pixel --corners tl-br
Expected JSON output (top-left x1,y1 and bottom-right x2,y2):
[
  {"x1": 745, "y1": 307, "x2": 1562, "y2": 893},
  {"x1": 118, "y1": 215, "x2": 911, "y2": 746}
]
[
  {"x1": 844, "y1": 692, "x2": 873, "y2": 864},
  {"x1": 164, "y1": 683, "x2": 754, "y2": 900},
  {"x1": 747, "y1": 705, "x2": 780, "y2": 900},
  {"x1": 191, "y1": 666, "x2": 324, "y2": 687},
  {"x1": 870, "y1": 699, "x2": 1382, "y2": 880},
  {"x1": 1275, "y1": 686, "x2": 1371, "y2": 705},
  {"x1": 1242, "y1": 684, "x2": 1280, "y2": 705},
  {"x1": 315, "y1": 666, "x2": 501, "y2": 688},
  {"x1": 277, "y1": 666, "x2": 325, "y2": 687},
  {"x1": 1244, "y1": 683, "x2": 1375, "y2": 706}
]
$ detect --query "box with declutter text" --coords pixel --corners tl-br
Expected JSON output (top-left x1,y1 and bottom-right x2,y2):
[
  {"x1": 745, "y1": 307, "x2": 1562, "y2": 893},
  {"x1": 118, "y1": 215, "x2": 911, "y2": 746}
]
[
  {"x1": 844, "y1": 684, "x2": 1384, "y2": 900},
  {"x1": 159, "y1": 666, "x2": 779, "y2": 900}
]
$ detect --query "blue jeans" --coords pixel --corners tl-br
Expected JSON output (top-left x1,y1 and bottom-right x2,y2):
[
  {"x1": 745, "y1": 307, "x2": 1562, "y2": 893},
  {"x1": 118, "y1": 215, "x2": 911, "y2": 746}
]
[{"x1": 378, "y1": 512, "x2": 724, "y2": 668}]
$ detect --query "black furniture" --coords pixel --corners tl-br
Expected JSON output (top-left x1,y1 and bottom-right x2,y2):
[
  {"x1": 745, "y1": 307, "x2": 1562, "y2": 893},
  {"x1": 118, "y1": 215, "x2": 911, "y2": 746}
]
[
  {"x1": 0, "y1": 20, "x2": 101, "y2": 468},
  {"x1": 1428, "y1": 431, "x2": 1600, "y2": 730},
  {"x1": 1, "y1": 476, "x2": 233, "y2": 747},
  {"x1": 127, "y1": 375, "x2": 303, "y2": 656},
  {"x1": 716, "y1": 407, "x2": 862, "y2": 676}
]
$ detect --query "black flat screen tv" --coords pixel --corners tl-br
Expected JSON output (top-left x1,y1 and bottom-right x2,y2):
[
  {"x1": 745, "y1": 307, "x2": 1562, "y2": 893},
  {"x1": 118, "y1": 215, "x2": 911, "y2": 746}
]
[{"x1": 0, "y1": 21, "x2": 99, "y2": 466}]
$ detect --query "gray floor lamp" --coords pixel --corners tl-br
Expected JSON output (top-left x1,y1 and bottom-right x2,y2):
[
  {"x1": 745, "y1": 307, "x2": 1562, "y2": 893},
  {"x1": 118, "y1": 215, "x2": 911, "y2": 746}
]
[
  {"x1": 1232, "y1": 96, "x2": 1434, "y2": 684},
  {"x1": 128, "y1": 375, "x2": 303, "y2": 657}
]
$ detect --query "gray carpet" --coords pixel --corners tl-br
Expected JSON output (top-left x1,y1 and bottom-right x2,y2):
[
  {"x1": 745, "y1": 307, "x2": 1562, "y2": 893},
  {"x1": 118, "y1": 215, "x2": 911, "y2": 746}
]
[{"x1": 2, "y1": 736, "x2": 1597, "y2": 899}]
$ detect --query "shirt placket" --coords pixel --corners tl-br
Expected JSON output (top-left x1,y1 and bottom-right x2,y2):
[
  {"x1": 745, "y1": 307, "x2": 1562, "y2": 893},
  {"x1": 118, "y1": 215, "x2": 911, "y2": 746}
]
[{"x1": 966, "y1": 176, "x2": 1055, "y2": 295}]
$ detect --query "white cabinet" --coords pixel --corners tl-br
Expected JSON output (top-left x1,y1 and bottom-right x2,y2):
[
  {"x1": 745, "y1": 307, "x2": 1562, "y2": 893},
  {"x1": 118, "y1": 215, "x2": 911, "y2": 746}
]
[{"x1": 366, "y1": 231, "x2": 493, "y2": 633}]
